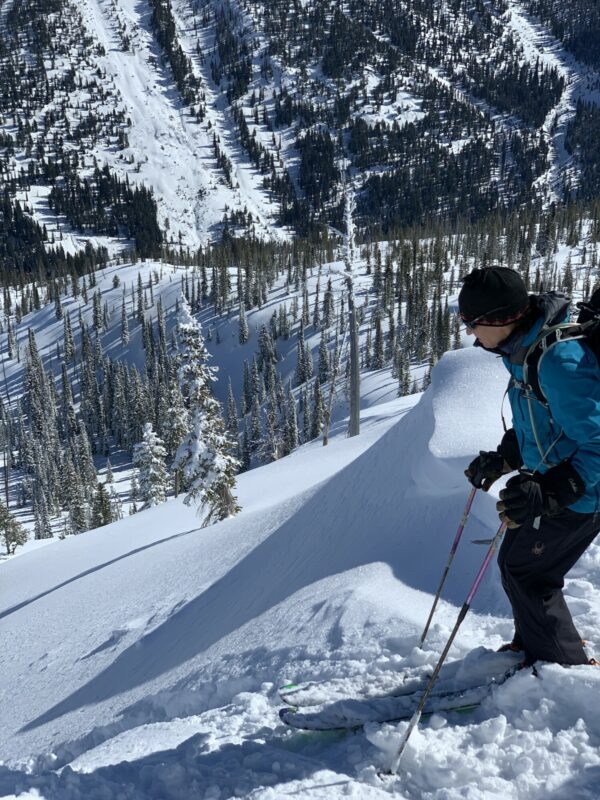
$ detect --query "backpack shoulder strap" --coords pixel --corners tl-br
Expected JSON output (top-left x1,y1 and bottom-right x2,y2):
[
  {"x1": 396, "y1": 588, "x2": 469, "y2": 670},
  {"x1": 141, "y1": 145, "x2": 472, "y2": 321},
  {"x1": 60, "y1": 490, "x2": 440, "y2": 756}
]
[{"x1": 521, "y1": 323, "x2": 588, "y2": 405}]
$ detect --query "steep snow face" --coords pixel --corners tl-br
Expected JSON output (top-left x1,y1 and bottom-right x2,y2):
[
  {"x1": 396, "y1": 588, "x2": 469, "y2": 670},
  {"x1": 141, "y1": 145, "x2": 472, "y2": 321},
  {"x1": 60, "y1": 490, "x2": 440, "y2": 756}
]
[{"x1": 2, "y1": 346, "x2": 600, "y2": 798}]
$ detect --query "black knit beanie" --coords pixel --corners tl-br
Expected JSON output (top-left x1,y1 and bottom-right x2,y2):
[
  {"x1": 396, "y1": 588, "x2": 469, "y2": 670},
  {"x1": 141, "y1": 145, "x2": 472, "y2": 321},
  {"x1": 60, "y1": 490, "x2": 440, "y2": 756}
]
[{"x1": 458, "y1": 267, "x2": 530, "y2": 327}]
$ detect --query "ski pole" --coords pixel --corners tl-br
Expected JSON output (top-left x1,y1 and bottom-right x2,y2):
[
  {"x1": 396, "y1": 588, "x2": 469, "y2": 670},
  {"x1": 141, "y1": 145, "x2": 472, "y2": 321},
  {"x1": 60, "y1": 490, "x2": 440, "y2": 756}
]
[
  {"x1": 419, "y1": 487, "x2": 478, "y2": 647},
  {"x1": 384, "y1": 520, "x2": 507, "y2": 776}
]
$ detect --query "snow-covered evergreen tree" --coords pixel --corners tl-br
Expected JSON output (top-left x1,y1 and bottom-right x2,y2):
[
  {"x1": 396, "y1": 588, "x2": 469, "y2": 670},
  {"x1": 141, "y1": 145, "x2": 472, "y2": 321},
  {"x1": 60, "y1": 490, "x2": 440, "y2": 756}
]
[
  {"x1": 162, "y1": 385, "x2": 189, "y2": 462},
  {"x1": 63, "y1": 313, "x2": 75, "y2": 362},
  {"x1": 132, "y1": 422, "x2": 170, "y2": 509},
  {"x1": 318, "y1": 329, "x2": 330, "y2": 384},
  {"x1": 322, "y1": 278, "x2": 334, "y2": 329},
  {"x1": 121, "y1": 297, "x2": 130, "y2": 346},
  {"x1": 295, "y1": 323, "x2": 307, "y2": 387},
  {"x1": 91, "y1": 482, "x2": 113, "y2": 528},
  {"x1": 310, "y1": 378, "x2": 324, "y2": 440},
  {"x1": 238, "y1": 302, "x2": 249, "y2": 344},
  {"x1": 33, "y1": 484, "x2": 52, "y2": 540},
  {"x1": 172, "y1": 296, "x2": 240, "y2": 525},
  {"x1": 284, "y1": 384, "x2": 299, "y2": 455},
  {"x1": 250, "y1": 393, "x2": 262, "y2": 451},
  {"x1": 0, "y1": 500, "x2": 27, "y2": 555},
  {"x1": 226, "y1": 378, "x2": 239, "y2": 440}
]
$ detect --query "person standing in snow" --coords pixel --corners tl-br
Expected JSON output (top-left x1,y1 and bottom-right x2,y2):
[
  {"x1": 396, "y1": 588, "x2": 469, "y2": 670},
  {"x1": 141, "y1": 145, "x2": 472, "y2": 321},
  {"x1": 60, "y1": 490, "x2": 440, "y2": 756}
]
[{"x1": 459, "y1": 266, "x2": 600, "y2": 667}]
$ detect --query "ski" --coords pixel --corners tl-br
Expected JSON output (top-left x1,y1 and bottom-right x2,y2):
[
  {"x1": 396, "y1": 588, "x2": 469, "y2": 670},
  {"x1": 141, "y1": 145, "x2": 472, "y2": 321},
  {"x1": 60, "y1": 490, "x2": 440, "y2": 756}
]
[
  {"x1": 279, "y1": 681, "x2": 494, "y2": 731},
  {"x1": 278, "y1": 647, "x2": 522, "y2": 708}
]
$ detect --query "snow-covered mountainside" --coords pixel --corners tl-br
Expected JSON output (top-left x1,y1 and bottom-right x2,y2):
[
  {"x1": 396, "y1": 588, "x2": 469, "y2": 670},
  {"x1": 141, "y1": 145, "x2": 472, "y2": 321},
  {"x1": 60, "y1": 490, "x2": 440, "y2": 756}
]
[
  {"x1": 2, "y1": 0, "x2": 600, "y2": 256},
  {"x1": 3, "y1": 0, "x2": 600, "y2": 794},
  {"x1": 2, "y1": 349, "x2": 600, "y2": 798}
]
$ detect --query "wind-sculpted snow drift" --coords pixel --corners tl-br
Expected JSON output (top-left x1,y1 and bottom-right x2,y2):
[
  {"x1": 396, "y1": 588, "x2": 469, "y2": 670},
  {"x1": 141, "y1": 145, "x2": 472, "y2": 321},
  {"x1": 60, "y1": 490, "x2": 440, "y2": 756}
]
[{"x1": 1, "y1": 349, "x2": 600, "y2": 799}]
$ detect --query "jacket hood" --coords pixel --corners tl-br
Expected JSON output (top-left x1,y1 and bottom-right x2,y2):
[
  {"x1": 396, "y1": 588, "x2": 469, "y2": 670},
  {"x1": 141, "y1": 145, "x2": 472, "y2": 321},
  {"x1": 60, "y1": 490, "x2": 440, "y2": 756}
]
[{"x1": 528, "y1": 291, "x2": 571, "y2": 331}]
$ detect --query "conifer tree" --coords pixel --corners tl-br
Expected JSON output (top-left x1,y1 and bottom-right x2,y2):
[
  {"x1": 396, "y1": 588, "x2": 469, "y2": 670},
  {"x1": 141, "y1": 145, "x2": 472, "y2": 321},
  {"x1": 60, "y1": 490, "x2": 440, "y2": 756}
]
[
  {"x1": 162, "y1": 384, "x2": 189, "y2": 462},
  {"x1": 318, "y1": 328, "x2": 330, "y2": 384},
  {"x1": 172, "y1": 296, "x2": 240, "y2": 525},
  {"x1": 226, "y1": 378, "x2": 239, "y2": 440},
  {"x1": 322, "y1": 278, "x2": 334, "y2": 329},
  {"x1": 310, "y1": 378, "x2": 324, "y2": 440},
  {"x1": 6, "y1": 317, "x2": 16, "y2": 360},
  {"x1": 133, "y1": 422, "x2": 169, "y2": 509},
  {"x1": 91, "y1": 482, "x2": 113, "y2": 527},
  {"x1": 239, "y1": 302, "x2": 249, "y2": 344},
  {"x1": 373, "y1": 313, "x2": 385, "y2": 369},
  {"x1": 313, "y1": 278, "x2": 321, "y2": 327},
  {"x1": 295, "y1": 322, "x2": 307, "y2": 386},
  {"x1": 241, "y1": 421, "x2": 251, "y2": 472},
  {"x1": 121, "y1": 297, "x2": 130, "y2": 345},
  {"x1": 453, "y1": 314, "x2": 461, "y2": 350},
  {"x1": 302, "y1": 285, "x2": 310, "y2": 326},
  {"x1": 0, "y1": 499, "x2": 27, "y2": 555},
  {"x1": 63, "y1": 313, "x2": 75, "y2": 362},
  {"x1": 304, "y1": 341, "x2": 313, "y2": 381},
  {"x1": 262, "y1": 392, "x2": 280, "y2": 462},
  {"x1": 33, "y1": 485, "x2": 52, "y2": 540},
  {"x1": 54, "y1": 290, "x2": 63, "y2": 320},
  {"x1": 284, "y1": 391, "x2": 298, "y2": 453},
  {"x1": 242, "y1": 359, "x2": 252, "y2": 416},
  {"x1": 250, "y1": 393, "x2": 262, "y2": 451},
  {"x1": 398, "y1": 348, "x2": 411, "y2": 396},
  {"x1": 109, "y1": 486, "x2": 124, "y2": 521},
  {"x1": 130, "y1": 473, "x2": 140, "y2": 513},
  {"x1": 136, "y1": 272, "x2": 144, "y2": 322},
  {"x1": 302, "y1": 384, "x2": 311, "y2": 442}
]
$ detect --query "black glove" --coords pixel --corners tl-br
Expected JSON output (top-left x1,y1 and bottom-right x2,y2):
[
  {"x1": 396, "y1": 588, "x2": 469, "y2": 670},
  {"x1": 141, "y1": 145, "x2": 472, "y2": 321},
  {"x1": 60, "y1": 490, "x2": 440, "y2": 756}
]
[
  {"x1": 497, "y1": 428, "x2": 523, "y2": 471},
  {"x1": 497, "y1": 462, "x2": 586, "y2": 527},
  {"x1": 465, "y1": 450, "x2": 507, "y2": 491}
]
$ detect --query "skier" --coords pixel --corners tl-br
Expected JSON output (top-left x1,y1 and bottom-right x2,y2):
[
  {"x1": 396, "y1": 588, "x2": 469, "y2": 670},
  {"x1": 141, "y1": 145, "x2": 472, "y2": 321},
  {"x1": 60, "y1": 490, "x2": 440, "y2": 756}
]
[{"x1": 458, "y1": 266, "x2": 600, "y2": 667}]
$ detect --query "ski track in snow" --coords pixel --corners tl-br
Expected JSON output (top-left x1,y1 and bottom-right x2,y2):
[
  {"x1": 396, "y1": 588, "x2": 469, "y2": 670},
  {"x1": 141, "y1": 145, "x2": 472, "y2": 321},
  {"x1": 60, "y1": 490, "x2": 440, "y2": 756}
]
[{"x1": 2, "y1": 347, "x2": 600, "y2": 798}]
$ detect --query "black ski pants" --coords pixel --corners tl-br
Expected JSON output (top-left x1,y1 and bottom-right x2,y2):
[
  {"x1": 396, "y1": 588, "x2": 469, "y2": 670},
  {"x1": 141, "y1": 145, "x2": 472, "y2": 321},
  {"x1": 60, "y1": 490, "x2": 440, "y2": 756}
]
[{"x1": 497, "y1": 508, "x2": 599, "y2": 666}]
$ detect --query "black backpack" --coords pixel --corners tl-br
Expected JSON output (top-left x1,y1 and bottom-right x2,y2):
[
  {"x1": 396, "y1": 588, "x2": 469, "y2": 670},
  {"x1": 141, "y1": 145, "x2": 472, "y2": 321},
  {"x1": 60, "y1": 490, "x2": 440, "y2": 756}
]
[{"x1": 521, "y1": 287, "x2": 600, "y2": 407}]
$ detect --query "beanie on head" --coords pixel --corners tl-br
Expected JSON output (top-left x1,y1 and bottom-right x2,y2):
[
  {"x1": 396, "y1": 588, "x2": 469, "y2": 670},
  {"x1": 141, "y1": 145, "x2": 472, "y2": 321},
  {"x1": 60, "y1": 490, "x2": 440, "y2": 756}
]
[{"x1": 458, "y1": 267, "x2": 530, "y2": 327}]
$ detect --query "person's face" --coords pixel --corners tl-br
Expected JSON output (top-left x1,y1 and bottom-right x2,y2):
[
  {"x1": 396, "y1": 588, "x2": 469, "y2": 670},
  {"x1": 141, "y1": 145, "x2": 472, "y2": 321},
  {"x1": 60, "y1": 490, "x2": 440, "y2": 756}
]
[{"x1": 465, "y1": 321, "x2": 518, "y2": 349}]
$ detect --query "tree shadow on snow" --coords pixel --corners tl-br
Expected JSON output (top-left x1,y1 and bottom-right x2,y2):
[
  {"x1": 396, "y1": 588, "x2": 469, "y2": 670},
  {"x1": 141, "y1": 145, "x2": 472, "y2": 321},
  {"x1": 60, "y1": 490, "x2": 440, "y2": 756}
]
[{"x1": 0, "y1": 526, "x2": 202, "y2": 622}]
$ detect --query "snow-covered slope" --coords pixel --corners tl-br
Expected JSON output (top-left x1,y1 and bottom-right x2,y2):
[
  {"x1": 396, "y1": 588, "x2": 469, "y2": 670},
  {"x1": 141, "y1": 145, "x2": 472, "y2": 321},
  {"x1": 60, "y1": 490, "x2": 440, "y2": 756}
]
[{"x1": 2, "y1": 347, "x2": 600, "y2": 798}]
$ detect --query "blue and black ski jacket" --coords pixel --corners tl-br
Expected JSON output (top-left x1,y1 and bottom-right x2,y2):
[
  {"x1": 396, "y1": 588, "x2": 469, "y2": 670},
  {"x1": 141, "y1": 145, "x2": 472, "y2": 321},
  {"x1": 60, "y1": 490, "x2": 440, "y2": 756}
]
[{"x1": 488, "y1": 292, "x2": 600, "y2": 515}]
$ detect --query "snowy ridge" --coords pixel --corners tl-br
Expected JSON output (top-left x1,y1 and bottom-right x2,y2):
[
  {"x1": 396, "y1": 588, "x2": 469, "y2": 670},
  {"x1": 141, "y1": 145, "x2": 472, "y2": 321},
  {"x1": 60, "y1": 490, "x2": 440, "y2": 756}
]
[{"x1": 2, "y1": 347, "x2": 600, "y2": 797}]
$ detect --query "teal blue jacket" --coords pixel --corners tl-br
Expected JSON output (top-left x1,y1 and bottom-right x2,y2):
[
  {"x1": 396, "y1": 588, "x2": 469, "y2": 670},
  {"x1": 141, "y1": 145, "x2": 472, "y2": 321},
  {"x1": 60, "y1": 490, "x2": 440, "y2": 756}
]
[{"x1": 496, "y1": 293, "x2": 600, "y2": 514}]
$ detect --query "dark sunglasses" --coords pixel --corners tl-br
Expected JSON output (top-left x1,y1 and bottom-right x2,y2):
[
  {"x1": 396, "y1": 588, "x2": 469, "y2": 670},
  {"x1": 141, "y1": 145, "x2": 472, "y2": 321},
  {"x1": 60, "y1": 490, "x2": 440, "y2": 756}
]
[{"x1": 460, "y1": 304, "x2": 513, "y2": 328}]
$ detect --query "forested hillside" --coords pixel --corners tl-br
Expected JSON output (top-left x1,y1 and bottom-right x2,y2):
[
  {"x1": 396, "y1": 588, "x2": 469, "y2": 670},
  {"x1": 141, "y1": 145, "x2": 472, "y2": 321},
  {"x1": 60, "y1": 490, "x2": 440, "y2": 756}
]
[
  {"x1": 1, "y1": 0, "x2": 600, "y2": 261},
  {"x1": 1, "y1": 0, "x2": 600, "y2": 547}
]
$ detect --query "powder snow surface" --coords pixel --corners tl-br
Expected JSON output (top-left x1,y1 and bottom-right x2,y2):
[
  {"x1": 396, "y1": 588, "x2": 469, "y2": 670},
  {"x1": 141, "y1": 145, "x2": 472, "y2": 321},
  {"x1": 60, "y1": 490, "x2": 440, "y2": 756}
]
[{"x1": 2, "y1": 348, "x2": 600, "y2": 799}]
